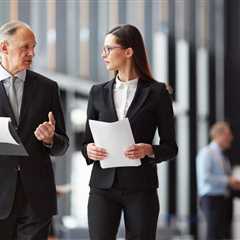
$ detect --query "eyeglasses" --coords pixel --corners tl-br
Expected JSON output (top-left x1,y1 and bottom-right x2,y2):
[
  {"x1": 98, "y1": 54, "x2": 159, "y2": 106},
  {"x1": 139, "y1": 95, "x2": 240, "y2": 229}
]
[{"x1": 102, "y1": 45, "x2": 123, "y2": 56}]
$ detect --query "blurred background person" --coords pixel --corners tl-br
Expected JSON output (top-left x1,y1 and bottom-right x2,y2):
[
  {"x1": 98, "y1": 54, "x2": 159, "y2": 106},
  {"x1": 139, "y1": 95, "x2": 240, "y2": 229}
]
[{"x1": 196, "y1": 121, "x2": 240, "y2": 240}]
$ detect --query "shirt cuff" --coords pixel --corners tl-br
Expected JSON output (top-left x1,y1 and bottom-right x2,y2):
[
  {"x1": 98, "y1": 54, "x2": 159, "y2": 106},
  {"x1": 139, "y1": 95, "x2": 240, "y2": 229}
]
[{"x1": 43, "y1": 142, "x2": 53, "y2": 148}]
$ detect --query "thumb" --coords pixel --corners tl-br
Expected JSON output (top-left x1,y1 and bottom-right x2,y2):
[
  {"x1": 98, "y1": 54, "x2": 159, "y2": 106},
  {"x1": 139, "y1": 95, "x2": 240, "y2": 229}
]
[{"x1": 48, "y1": 112, "x2": 56, "y2": 126}]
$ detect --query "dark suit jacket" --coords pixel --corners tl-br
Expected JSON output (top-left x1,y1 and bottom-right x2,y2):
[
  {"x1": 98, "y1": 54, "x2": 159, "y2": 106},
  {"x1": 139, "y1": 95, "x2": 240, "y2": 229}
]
[
  {"x1": 0, "y1": 70, "x2": 69, "y2": 220},
  {"x1": 82, "y1": 78, "x2": 178, "y2": 190}
]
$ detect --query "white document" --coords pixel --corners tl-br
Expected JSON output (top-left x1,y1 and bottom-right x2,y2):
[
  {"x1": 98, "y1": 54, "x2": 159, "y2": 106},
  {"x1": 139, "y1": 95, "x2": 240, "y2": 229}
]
[
  {"x1": 89, "y1": 118, "x2": 141, "y2": 169},
  {"x1": 0, "y1": 117, "x2": 19, "y2": 145}
]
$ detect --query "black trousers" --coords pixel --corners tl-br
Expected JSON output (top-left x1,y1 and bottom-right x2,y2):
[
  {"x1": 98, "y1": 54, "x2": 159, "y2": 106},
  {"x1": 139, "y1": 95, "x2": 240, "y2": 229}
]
[
  {"x1": 88, "y1": 187, "x2": 159, "y2": 240},
  {"x1": 0, "y1": 174, "x2": 51, "y2": 240},
  {"x1": 200, "y1": 195, "x2": 233, "y2": 240}
]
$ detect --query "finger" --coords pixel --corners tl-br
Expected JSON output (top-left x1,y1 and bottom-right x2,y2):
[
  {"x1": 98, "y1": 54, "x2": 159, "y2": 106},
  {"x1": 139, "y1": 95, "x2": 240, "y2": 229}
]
[
  {"x1": 90, "y1": 155, "x2": 106, "y2": 160},
  {"x1": 89, "y1": 144, "x2": 107, "y2": 154},
  {"x1": 88, "y1": 147, "x2": 107, "y2": 158},
  {"x1": 34, "y1": 130, "x2": 43, "y2": 140},
  {"x1": 46, "y1": 123, "x2": 55, "y2": 134},
  {"x1": 90, "y1": 149, "x2": 107, "y2": 158},
  {"x1": 34, "y1": 129, "x2": 45, "y2": 140},
  {"x1": 42, "y1": 123, "x2": 54, "y2": 133},
  {"x1": 38, "y1": 124, "x2": 53, "y2": 136},
  {"x1": 125, "y1": 151, "x2": 136, "y2": 158},
  {"x1": 127, "y1": 155, "x2": 139, "y2": 159},
  {"x1": 41, "y1": 121, "x2": 55, "y2": 134},
  {"x1": 36, "y1": 127, "x2": 49, "y2": 139},
  {"x1": 89, "y1": 152, "x2": 107, "y2": 160},
  {"x1": 38, "y1": 124, "x2": 54, "y2": 139},
  {"x1": 126, "y1": 145, "x2": 136, "y2": 151},
  {"x1": 87, "y1": 144, "x2": 107, "y2": 160},
  {"x1": 94, "y1": 146, "x2": 107, "y2": 154},
  {"x1": 125, "y1": 151, "x2": 142, "y2": 159},
  {"x1": 48, "y1": 112, "x2": 56, "y2": 126},
  {"x1": 125, "y1": 149, "x2": 137, "y2": 157}
]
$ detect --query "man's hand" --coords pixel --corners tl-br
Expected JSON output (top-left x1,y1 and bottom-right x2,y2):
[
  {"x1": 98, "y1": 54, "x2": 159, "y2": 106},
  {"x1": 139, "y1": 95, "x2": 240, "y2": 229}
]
[
  {"x1": 34, "y1": 112, "x2": 56, "y2": 145},
  {"x1": 229, "y1": 176, "x2": 240, "y2": 190},
  {"x1": 124, "y1": 143, "x2": 153, "y2": 159}
]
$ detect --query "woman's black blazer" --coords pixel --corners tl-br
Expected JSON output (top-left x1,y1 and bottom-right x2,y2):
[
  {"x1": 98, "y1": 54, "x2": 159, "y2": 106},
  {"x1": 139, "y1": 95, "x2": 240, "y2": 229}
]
[{"x1": 82, "y1": 77, "x2": 178, "y2": 190}]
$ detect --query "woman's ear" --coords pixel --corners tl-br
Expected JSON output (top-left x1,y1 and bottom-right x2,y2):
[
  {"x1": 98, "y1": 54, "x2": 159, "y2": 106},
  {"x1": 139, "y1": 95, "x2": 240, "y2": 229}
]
[{"x1": 125, "y1": 47, "x2": 134, "y2": 58}]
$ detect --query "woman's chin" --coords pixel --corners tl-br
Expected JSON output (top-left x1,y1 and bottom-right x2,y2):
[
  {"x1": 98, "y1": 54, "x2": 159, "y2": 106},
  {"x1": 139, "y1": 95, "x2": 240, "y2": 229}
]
[
  {"x1": 106, "y1": 65, "x2": 117, "y2": 72},
  {"x1": 106, "y1": 66, "x2": 113, "y2": 71}
]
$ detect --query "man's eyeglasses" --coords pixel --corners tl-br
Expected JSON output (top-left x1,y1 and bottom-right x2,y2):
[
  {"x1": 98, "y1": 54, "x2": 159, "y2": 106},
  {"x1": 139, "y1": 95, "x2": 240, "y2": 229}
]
[{"x1": 102, "y1": 46, "x2": 123, "y2": 56}]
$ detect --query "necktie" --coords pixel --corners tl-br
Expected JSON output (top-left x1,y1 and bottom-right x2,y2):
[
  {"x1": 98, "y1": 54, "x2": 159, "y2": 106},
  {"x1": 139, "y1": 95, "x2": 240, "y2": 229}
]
[{"x1": 9, "y1": 76, "x2": 19, "y2": 123}]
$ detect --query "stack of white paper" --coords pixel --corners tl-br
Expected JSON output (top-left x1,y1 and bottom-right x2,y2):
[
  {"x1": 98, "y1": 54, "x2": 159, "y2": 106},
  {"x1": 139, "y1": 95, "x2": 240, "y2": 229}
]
[
  {"x1": 89, "y1": 118, "x2": 141, "y2": 169},
  {"x1": 0, "y1": 117, "x2": 19, "y2": 145},
  {"x1": 0, "y1": 117, "x2": 29, "y2": 156}
]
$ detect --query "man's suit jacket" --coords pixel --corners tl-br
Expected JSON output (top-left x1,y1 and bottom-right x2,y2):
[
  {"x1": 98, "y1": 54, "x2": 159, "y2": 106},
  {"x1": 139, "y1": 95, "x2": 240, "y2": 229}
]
[
  {"x1": 82, "y1": 78, "x2": 178, "y2": 190},
  {"x1": 0, "y1": 70, "x2": 69, "y2": 220}
]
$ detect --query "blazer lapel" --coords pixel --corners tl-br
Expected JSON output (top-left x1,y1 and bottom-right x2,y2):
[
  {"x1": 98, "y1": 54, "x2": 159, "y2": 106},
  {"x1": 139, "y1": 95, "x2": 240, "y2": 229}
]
[
  {"x1": 18, "y1": 70, "x2": 36, "y2": 126},
  {"x1": 126, "y1": 78, "x2": 151, "y2": 119},
  {"x1": 104, "y1": 79, "x2": 118, "y2": 121},
  {"x1": 0, "y1": 81, "x2": 18, "y2": 126}
]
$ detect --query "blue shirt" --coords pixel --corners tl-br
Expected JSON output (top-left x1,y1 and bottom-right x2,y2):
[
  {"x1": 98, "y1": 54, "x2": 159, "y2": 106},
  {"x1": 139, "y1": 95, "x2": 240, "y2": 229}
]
[{"x1": 196, "y1": 141, "x2": 230, "y2": 197}]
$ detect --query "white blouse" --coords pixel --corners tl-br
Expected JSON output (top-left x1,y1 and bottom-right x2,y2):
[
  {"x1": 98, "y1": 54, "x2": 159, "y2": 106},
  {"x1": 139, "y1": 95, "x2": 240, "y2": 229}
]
[{"x1": 113, "y1": 76, "x2": 138, "y2": 120}]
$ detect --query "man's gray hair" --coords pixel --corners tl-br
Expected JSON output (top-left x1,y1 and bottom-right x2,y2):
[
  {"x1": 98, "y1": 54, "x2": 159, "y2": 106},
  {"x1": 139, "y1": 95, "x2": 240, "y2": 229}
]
[
  {"x1": 0, "y1": 21, "x2": 32, "y2": 42},
  {"x1": 210, "y1": 121, "x2": 231, "y2": 140}
]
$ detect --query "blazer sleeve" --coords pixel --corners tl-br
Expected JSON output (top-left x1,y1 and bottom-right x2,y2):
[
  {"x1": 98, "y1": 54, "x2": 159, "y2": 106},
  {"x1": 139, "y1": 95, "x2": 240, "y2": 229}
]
[
  {"x1": 48, "y1": 82, "x2": 69, "y2": 156},
  {"x1": 143, "y1": 84, "x2": 178, "y2": 164},
  {"x1": 81, "y1": 86, "x2": 98, "y2": 165}
]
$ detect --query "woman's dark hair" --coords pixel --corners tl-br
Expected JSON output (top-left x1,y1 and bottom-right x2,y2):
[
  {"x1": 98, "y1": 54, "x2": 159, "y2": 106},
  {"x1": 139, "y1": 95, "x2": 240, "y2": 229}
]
[{"x1": 107, "y1": 24, "x2": 154, "y2": 80}]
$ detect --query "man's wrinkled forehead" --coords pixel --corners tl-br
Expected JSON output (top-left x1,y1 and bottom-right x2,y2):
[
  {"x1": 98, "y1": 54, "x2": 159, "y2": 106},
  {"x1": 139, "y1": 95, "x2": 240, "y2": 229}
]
[{"x1": 9, "y1": 27, "x2": 37, "y2": 45}]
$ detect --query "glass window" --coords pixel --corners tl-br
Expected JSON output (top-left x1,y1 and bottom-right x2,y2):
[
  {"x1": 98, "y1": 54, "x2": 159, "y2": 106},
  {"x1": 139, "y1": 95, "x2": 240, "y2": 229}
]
[
  {"x1": 79, "y1": 0, "x2": 90, "y2": 79},
  {"x1": 47, "y1": 0, "x2": 56, "y2": 71}
]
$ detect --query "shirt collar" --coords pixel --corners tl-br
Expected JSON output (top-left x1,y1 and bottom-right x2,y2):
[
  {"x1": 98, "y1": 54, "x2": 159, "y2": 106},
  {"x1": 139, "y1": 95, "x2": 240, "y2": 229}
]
[
  {"x1": 0, "y1": 64, "x2": 26, "y2": 82},
  {"x1": 210, "y1": 141, "x2": 223, "y2": 155},
  {"x1": 115, "y1": 75, "x2": 138, "y2": 89}
]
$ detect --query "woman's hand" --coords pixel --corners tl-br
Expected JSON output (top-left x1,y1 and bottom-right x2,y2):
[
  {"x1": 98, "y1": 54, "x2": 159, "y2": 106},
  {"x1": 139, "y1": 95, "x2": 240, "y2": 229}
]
[
  {"x1": 87, "y1": 143, "x2": 108, "y2": 161},
  {"x1": 125, "y1": 143, "x2": 153, "y2": 159}
]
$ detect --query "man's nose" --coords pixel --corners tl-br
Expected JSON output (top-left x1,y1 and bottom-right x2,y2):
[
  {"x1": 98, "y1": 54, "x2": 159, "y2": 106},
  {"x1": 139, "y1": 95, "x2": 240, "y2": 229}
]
[{"x1": 28, "y1": 48, "x2": 35, "y2": 57}]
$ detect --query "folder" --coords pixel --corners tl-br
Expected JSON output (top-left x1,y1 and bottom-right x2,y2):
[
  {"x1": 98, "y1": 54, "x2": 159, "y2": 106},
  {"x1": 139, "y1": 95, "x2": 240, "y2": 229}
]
[{"x1": 0, "y1": 117, "x2": 28, "y2": 156}]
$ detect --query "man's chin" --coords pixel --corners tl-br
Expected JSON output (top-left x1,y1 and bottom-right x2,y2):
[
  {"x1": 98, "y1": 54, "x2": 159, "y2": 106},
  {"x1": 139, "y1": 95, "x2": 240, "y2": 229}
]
[{"x1": 23, "y1": 62, "x2": 32, "y2": 69}]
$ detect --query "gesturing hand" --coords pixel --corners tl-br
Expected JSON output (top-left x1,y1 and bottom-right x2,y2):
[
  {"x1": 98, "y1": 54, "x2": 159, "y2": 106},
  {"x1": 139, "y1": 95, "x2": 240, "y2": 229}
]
[
  {"x1": 124, "y1": 143, "x2": 153, "y2": 159},
  {"x1": 87, "y1": 143, "x2": 107, "y2": 161},
  {"x1": 34, "y1": 112, "x2": 56, "y2": 145},
  {"x1": 229, "y1": 176, "x2": 240, "y2": 190}
]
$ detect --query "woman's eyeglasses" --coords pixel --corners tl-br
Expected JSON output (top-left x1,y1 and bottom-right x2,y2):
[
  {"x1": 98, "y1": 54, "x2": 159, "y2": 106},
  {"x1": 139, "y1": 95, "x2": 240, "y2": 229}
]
[{"x1": 102, "y1": 45, "x2": 123, "y2": 56}]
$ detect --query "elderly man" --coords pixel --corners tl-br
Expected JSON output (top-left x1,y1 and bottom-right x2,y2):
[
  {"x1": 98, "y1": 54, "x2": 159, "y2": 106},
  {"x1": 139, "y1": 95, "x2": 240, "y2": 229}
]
[
  {"x1": 197, "y1": 121, "x2": 240, "y2": 240},
  {"x1": 0, "y1": 21, "x2": 69, "y2": 239}
]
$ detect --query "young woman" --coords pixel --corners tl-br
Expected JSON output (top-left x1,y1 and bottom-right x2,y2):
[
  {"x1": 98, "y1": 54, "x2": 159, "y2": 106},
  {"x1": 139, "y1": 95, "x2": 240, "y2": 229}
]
[{"x1": 81, "y1": 24, "x2": 178, "y2": 240}]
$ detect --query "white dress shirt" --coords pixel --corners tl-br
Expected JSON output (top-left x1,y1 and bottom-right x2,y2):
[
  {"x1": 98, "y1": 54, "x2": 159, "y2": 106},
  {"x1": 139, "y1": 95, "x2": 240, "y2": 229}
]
[
  {"x1": 0, "y1": 64, "x2": 26, "y2": 115},
  {"x1": 113, "y1": 76, "x2": 138, "y2": 120}
]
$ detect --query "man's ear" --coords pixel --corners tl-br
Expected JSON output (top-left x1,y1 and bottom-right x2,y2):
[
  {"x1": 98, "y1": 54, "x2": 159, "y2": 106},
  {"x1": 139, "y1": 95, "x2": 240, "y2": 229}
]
[
  {"x1": 0, "y1": 41, "x2": 8, "y2": 54},
  {"x1": 125, "y1": 47, "x2": 134, "y2": 58}
]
